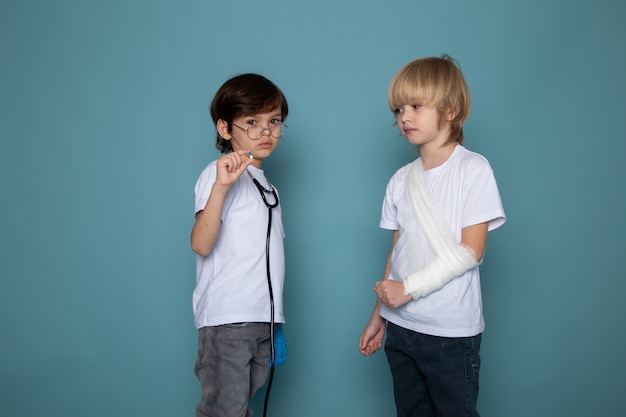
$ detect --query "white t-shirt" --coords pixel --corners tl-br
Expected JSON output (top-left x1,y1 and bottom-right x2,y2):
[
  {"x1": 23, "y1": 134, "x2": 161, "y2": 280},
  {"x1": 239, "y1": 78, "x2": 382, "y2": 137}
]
[
  {"x1": 379, "y1": 145, "x2": 505, "y2": 337},
  {"x1": 193, "y1": 162, "x2": 285, "y2": 329}
]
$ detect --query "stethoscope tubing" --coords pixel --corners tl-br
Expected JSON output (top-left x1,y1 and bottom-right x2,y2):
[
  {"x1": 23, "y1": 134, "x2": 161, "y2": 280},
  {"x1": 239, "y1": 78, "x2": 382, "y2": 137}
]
[{"x1": 249, "y1": 173, "x2": 279, "y2": 417}]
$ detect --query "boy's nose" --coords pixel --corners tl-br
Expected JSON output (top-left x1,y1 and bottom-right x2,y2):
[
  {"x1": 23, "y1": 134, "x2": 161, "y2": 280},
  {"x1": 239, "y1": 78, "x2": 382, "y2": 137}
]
[{"x1": 401, "y1": 106, "x2": 413, "y2": 122}]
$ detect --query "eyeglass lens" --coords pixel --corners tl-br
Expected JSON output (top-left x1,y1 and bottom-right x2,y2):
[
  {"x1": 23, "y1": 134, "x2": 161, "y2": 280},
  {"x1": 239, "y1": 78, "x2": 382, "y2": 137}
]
[{"x1": 246, "y1": 123, "x2": 284, "y2": 139}]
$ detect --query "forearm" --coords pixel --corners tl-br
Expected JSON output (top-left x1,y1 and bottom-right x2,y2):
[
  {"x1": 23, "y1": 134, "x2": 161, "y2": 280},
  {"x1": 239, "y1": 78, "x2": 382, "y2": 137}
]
[
  {"x1": 402, "y1": 245, "x2": 477, "y2": 299},
  {"x1": 402, "y1": 223, "x2": 488, "y2": 300},
  {"x1": 374, "y1": 248, "x2": 393, "y2": 315},
  {"x1": 371, "y1": 230, "x2": 398, "y2": 315},
  {"x1": 190, "y1": 183, "x2": 229, "y2": 256}
]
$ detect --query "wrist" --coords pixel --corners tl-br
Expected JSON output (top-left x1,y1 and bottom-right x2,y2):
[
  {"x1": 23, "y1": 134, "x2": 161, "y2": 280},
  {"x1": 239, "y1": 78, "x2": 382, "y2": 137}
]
[{"x1": 211, "y1": 182, "x2": 231, "y2": 195}]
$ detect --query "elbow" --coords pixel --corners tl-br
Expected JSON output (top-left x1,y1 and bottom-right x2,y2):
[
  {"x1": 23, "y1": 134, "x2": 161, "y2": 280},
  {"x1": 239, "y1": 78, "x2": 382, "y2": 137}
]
[
  {"x1": 192, "y1": 246, "x2": 210, "y2": 257},
  {"x1": 190, "y1": 220, "x2": 218, "y2": 257},
  {"x1": 191, "y1": 242, "x2": 211, "y2": 256},
  {"x1": 191, "y1": 239, "x2": 212, "y2": 257}
]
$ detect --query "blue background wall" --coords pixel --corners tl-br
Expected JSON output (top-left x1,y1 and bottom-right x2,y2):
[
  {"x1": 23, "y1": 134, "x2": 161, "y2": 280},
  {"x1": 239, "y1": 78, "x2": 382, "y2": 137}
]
[{"x1": 2, "y1": 1, "x2": 625, "y2": 416}]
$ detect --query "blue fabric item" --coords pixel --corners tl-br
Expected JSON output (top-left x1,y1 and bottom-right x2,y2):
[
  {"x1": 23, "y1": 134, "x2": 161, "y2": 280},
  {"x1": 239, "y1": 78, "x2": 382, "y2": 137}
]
[
  {"x1": 271, "y1": 324, "x2": 287, "y2": 366},
  {"x1": 384, "y1": 322, "x2": 481, "y2": 416}
]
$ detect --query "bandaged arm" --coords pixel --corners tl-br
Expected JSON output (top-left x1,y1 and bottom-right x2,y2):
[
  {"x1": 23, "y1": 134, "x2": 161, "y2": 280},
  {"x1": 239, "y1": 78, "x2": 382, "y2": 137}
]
[{"x1": 403, "y1": 243, "x2": 478, "y2": 300}]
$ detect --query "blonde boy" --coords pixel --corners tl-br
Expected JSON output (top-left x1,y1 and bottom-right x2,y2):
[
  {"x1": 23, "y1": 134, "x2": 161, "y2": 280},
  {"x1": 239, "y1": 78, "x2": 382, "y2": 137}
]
[{"x1": 359, "y1": 55, "x2": 505, "y2": 417}]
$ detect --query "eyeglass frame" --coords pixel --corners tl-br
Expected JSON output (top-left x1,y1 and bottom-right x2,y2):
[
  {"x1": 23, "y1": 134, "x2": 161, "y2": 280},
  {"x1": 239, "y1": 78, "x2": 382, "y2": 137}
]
[{"x1": 231, "y1": 121, "x2": 287, "y2": 140}]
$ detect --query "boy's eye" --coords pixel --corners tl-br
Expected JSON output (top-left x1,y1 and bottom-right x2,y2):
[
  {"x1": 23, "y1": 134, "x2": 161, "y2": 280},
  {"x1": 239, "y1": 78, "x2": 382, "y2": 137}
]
[
  {"x1": 270, "y1": 118, "x2": 282, "y2": 125},
  {"x1": 246, "y1": 120, "x2": 257, "y2": 126},
  {"x1": 413, "y1": 104, "x2": 422, "y2": 109},
  {"x1": 393, "y1": 107, "x2": 403, "y2": 114}
]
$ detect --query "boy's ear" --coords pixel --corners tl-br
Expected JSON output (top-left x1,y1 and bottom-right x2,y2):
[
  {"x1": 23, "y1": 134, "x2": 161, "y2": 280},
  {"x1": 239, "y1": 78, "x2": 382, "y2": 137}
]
[
  {"x1": 216, "y1": 119, "x2": 232, "y2": 140},
  {"x1": 445, "y1": 106, "x2": 458, "y2": 121}
]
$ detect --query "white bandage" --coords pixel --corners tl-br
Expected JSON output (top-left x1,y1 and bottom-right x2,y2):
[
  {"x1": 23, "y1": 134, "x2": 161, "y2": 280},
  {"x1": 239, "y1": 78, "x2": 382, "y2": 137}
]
[
  {"x1": 403, "y1": 159, "x2": 479, "y2": 300},
  {"x1": 403, "y1": 244, "x2": 478, "y2": 299}
]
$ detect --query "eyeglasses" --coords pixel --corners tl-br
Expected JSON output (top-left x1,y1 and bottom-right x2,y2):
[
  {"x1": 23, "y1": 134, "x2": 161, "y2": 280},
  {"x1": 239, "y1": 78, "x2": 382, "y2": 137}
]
[{"x1": 232, "y1": 121, "x2": 287, "y2": 140}]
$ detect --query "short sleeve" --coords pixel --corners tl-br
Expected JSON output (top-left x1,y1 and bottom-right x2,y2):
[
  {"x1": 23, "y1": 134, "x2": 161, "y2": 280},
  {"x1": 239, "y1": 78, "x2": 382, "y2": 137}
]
[{"x1": 462, "y1": 161, "x2": 506, "y2": 231}]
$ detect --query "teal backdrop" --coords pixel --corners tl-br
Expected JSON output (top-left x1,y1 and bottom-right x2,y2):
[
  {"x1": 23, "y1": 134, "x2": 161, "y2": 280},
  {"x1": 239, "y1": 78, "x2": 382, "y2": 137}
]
[{"x1": 2, "y1": 1, "x2": 625, "y2": 416}]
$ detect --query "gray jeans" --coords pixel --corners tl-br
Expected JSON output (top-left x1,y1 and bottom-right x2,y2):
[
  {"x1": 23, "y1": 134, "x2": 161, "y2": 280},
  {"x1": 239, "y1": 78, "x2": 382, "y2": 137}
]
[{"x1": 195, "y1": 323, "x2": 271, "y2": 417}]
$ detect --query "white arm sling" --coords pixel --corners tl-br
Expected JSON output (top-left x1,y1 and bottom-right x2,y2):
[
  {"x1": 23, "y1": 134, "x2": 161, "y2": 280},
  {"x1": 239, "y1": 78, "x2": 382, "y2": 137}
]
[{"x1": 403, "y1": 159, "x2": 478, "y2": 299}]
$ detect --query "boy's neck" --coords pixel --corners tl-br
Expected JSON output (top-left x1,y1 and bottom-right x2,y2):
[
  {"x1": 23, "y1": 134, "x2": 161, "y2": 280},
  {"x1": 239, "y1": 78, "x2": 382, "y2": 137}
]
[{"x1": 419, "y1": 142, "x2": 457, "y2": 170}]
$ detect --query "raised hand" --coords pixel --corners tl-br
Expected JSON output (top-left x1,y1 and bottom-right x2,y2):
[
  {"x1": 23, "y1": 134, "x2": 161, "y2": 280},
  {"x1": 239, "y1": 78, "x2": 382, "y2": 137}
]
[{"x1": 215, "y1": 150, "x2": 254, "y2": 188}]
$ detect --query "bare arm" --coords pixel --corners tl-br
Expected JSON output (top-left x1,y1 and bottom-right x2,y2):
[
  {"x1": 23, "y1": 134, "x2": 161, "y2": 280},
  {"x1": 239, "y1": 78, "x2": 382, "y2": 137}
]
[
  {"x1": 190, "y1": 183, "x2": 229, "y2": 257},
  {"x1": 460, "y1": 222, "x2": 488, "y2": 261},
  {"x1": 359, "y1": 230, "x2": 398, "y2": 356},
  {"x1": 190, "y1": 150, "x2": 253, "y2": 256}
]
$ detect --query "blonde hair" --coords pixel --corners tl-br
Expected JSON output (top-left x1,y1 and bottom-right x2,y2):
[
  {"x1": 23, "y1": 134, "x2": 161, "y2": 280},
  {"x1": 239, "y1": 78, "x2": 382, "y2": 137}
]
[{"x1": 388, "y1": 54, "x2": 471, "y2": 145}]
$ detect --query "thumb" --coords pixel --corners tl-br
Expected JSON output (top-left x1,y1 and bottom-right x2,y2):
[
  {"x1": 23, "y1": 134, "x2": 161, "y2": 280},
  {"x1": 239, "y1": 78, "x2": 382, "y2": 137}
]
[{"x1": 238, "y1": 149, "x2": 254, "y2": 164}]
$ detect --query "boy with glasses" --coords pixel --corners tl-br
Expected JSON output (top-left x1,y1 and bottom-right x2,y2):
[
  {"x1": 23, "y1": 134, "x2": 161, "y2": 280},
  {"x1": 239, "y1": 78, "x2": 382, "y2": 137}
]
[{"x1": 191, "y1": 73, "x2": 288, "y2": 417}]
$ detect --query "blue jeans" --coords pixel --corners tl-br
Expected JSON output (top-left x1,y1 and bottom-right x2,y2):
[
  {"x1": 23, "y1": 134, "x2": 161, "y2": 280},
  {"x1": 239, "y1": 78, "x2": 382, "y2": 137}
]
[
  {"x1": 194, "y1": 323, "x2": 271, "y2": 417},
  {"x1": 385, "y1": 322, "x2": 482, "y2": 417}
]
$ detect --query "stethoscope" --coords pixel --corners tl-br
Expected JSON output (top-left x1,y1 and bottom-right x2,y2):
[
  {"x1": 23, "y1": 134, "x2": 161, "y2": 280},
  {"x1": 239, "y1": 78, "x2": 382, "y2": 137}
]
[{"x1": 246, "y1": 169, "x2": 279, "y2": 417}]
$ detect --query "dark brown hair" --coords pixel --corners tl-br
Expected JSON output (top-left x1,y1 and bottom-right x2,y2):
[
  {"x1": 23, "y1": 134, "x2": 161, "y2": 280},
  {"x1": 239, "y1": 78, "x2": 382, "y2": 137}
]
[{"x1": 210, "y1": 73, "x2": 289, "y2": 153}]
